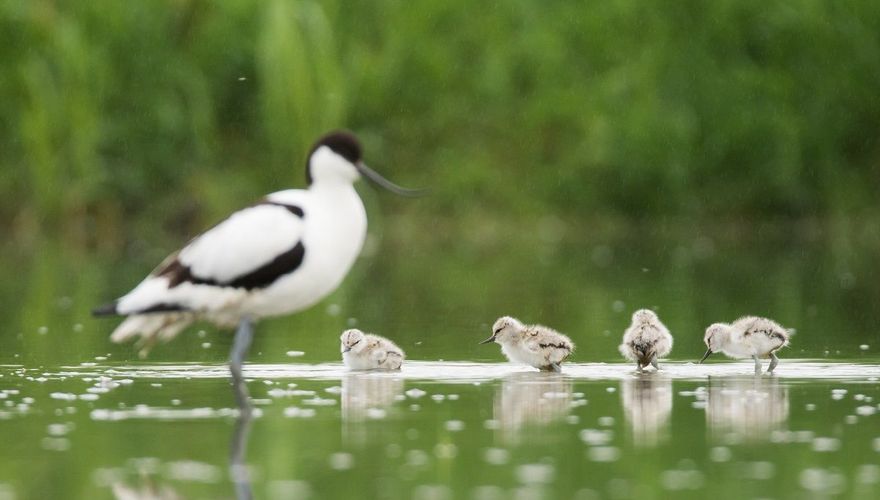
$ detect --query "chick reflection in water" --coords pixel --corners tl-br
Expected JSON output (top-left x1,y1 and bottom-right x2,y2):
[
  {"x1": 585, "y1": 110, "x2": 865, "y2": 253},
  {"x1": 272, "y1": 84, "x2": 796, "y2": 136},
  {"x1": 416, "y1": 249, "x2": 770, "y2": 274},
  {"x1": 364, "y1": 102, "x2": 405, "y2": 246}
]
[
  {"x1": 621, "y1": 376, "x2": 672, "y2": 447},
  {"x1": 494, "y1": 373, "x2": 573, "y2": 444},
  {"x1": 341, "y1": 373, "x2": 404, "y2": 445},
  {"x1": 706, "y1": 377, "x2": 789, "y2": 443}
]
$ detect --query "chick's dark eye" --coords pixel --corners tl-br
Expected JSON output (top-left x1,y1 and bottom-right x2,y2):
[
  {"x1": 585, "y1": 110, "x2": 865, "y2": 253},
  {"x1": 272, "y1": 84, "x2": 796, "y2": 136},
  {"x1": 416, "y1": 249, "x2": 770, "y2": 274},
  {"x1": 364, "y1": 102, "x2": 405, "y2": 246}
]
[{"x1": 494, "y1": 328, "x2": 502, "y2": 335}]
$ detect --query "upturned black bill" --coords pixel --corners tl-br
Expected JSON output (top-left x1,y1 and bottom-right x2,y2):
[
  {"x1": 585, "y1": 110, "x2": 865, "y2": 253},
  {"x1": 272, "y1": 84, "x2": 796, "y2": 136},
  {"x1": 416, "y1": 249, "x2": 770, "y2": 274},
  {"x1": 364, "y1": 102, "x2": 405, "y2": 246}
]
[{"x1": 356, "y1": 161, "x2": 425, "y2": 197}]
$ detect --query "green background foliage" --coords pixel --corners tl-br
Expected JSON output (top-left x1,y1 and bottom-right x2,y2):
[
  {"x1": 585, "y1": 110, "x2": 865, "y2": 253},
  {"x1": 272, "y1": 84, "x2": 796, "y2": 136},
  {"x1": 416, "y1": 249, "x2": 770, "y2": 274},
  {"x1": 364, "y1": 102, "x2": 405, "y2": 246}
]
[{"x1": 3, "y1": 0, "x2": 879, "y2": 244}]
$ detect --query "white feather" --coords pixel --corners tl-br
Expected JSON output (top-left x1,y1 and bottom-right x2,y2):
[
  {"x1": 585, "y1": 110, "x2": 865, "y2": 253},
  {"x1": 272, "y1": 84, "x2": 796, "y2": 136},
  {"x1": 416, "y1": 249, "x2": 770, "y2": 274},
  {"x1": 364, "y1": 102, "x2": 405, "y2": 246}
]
[
  {"x1": 103, "y1": 143, "x2": 373, "y2": 352},
  {"x1": 180, "y1": 204, "x2": 305, "y2": 282}
]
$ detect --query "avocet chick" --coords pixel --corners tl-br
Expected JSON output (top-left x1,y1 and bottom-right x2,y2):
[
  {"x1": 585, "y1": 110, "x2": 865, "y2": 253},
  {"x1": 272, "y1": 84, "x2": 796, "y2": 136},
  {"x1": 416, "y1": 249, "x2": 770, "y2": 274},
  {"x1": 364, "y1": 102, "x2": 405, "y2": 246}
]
[
  {"x1": 700, "y1": 316, "x2": 790, "y2": 375},
  {"x1": 480, "y1": 316, "x2": 574, "y2": 372},
  {"x1": 341, "y1": 329, "x2": 405, "y2": 371},
  {"x1": 619, "y1": 309, "x2": 673, "y2": 372}
]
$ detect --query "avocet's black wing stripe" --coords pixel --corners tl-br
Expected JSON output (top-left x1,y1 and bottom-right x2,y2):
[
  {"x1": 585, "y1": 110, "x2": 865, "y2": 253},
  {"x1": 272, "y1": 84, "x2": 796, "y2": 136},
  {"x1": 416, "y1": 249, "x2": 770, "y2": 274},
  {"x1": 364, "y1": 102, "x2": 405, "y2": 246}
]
[
  {"x1": 165, "y1": 203, "x2": 307, "y2": 290},
  {"x1": 154, "y1": 242, "x2": 306, "y2": 290},
  {"x1": 259, "y1": 200, "x2": 305, "y2": 218},
  {"x1": 108, "y1": 202, "x2": 310, "y2": 316}
]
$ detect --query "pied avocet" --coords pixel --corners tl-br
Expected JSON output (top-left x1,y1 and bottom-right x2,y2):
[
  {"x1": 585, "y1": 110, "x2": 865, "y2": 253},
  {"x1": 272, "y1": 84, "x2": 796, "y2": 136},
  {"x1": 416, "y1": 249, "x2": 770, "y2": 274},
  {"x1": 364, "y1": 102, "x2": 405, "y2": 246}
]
[
  {"x1": 619, "y1": 309, "x2": 673, "y2": 372},
  {"x1": 340, "y1": 329, "x2": 405, "y2": 370},
  {"x1": 700, "y1": 316, "x2": 791, "y2": 375},
  {"x1": 93, "y1": 131, "x2": 418, "y2": 405},
  {"x1": 480, "y1": 316, "x2": 575, "y2": 372}
]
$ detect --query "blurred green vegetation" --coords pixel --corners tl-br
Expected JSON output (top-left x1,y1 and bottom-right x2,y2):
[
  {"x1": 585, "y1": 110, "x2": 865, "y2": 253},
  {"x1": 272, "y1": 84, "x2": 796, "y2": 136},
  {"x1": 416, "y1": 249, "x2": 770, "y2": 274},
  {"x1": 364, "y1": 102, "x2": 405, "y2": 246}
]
[{"x1": 2, "y1": 0, "x2": 880, "y2": 246}]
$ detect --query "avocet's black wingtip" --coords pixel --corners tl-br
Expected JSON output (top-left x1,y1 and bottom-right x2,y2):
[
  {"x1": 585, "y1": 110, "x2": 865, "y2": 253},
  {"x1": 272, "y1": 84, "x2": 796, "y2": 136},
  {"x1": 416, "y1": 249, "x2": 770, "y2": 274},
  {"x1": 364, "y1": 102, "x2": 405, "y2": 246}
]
[{"x1": 92, "y1": 301, "x2": 119, "y2": 317}]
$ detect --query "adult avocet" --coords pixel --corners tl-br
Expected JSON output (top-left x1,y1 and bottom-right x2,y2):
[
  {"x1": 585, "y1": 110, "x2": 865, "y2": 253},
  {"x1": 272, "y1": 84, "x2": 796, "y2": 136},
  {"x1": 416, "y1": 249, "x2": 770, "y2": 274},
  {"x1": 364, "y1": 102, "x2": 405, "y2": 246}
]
[
  {"x1": 699, "y1": 316, "x2": 791, "y2": 375},
  {"x1": 480, "y1": 316, "x2": 575, "y2": 372},
  {"x1": 93, "y1": 131, "x2": 418, "y2": 405},
  {"x1": 619, "y1": 309, "x2": 673, "y2": 372}
]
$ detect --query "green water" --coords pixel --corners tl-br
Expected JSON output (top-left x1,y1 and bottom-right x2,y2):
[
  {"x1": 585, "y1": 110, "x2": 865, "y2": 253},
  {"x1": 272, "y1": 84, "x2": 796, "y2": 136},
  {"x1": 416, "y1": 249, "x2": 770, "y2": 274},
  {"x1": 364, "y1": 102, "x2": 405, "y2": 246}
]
[
  {"x1": 1, "y1": 221, "x2": 879, "y2": 499},
  {"x1": 1, "y1": 363, "x2": 879, "y2": 499}
]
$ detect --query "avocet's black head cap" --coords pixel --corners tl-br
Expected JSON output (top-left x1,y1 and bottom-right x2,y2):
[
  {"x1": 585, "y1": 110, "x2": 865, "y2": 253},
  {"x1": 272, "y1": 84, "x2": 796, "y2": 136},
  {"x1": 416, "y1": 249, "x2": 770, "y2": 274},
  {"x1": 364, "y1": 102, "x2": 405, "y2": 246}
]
[{"x1": 306, "y1": 130, "x2": 362, "y2": 184}]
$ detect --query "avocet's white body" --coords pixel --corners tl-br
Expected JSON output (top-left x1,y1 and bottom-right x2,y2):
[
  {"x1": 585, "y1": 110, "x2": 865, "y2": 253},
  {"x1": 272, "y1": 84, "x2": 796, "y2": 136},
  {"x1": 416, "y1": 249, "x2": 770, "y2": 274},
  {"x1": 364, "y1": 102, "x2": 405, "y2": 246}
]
[{"x1": 95, "y1": 132, "x2": 414, "y2": 356}]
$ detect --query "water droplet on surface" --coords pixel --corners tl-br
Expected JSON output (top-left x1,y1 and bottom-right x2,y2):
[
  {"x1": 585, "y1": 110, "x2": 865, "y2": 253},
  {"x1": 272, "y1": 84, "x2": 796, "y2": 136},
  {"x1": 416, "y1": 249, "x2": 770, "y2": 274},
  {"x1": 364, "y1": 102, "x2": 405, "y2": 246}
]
[
  {"x1": 283, "y1": 407, "x2": 316, "y2": 418},
  {"x1": 269, "y1": 480, "x2": 312, "y2": 499},
  {"x1": 434, "y1": 443, "x2": 457, "y2": 459},
  {"x1": 328, "y1": 452, "x2": 354, "y2": 470},
  {"x1": 41, "y1": 437, "x2": 70, "y2": 452},
  {"x1": 405, "y1": 388, "x2": 426, "y2": 399},
  {"x1": 482, "y1": 448, "x2": 509, "y2": 465},
  {"x1": 812, "y1": 437, "x2": 841, "y2": 452},
  {"x1": 587, "y1": 446, "x2": 620, "y2": 462},
  {"x1": 799, "y1": 468, "x2": 846, "y2": 494},
  {"x1": 660, "y1": 469, "x2": 705, "y2": 490},
  {"x1": 412, "y1": 484, "x2": 451, "y2": 500},
  {"x1": 366, "y1": 408, "x2": 386, "y2": 419},
  {"x1": 709, "y1": 447, "x2": 731, "y2": 462},
  {"x1": 405, "y1": 449, "x2": 429, "y2": 467},
  {"x1": 444, "y1": 420, "x2": 464, "y2": 432},
  {"x1": 516, "y1": 463, "x2": 555, "y2": 484}
]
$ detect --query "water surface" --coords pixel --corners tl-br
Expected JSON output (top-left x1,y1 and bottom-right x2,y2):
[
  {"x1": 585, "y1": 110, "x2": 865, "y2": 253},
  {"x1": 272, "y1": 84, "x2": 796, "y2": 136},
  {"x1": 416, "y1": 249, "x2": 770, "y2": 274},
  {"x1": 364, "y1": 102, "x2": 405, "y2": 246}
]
[
  {"x1": 2, "y1": 361, "x2": 879, "y2": 499},
  {"x1": 1, "y1": 223, "x2": 878, "y2": 498}
]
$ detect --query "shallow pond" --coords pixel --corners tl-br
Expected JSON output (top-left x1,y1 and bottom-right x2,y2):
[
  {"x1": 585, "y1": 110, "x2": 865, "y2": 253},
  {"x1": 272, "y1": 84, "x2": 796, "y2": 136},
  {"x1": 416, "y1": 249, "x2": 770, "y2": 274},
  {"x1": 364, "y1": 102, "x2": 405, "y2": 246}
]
[
  {"x1": 1, "y1": 220, "x2": 879, "y2": 499},
  {"x1": 1, "y1": 361, "x2": 880, "y2": 499}
]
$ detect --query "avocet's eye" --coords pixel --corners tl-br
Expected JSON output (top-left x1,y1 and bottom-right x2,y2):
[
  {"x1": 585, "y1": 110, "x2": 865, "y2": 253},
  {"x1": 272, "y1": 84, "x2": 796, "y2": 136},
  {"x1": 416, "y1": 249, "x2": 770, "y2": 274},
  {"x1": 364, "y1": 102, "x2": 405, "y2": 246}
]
[{"x1": 494, "y1": 327, "x2": 502, "y2": 335}]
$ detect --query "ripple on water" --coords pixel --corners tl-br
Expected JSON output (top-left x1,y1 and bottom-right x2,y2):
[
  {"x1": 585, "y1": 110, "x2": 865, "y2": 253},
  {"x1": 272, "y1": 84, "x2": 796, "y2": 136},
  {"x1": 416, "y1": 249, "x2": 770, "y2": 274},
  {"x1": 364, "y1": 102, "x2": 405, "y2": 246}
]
[
  {"x1": 412, "y1": 485, "x2": 452, "y2": 500},
  {"x1": 660, "y1": 469, "x2": 705, "y2": 491},
  {"x1": 799, "y1": 468, "x2": 846, "y2": 495},
  {"x1": 812, "y1": 437, "x2": 842, "y2": 452},
  {"x1": 516, "y1": 463, "x2": 555, "y2": 485},
  {"x1": 269, "y1": 480, "x2": 312, "y2": 499},
  {"x1": 587, "y1": 446, "x2": 620, "y2": 462},
  {"x1": 328, "y1": 452, "x2": 354, "y2": 471},
  {"x1": 25, "y1": 360, "x2": 880, "y2": 382},
  {"x1": 483, "y1": 447, "x2": 510, "y2": 465}
]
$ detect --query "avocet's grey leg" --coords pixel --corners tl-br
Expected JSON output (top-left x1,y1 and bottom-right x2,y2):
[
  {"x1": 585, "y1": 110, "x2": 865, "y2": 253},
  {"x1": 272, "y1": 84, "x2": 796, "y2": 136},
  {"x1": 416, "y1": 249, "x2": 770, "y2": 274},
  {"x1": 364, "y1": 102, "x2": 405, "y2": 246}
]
[
  {"x1": 546, "y1": 363, "x2": 561, "y2": 373},
  {"x1": 230, "y1": 316, "x2": 255, "y2": 412},
  {"x1": 636, "y1": 362, "x2": 643, "y2": 373},
  {"x1": 768, "y1": 352, "x2": 779, "y2": 374},
  {"x1": 230, "y1": 408, "x2": 254, "y2": 500},
  {"x1": 752, "y1": 355, "x2": 761, "y2": 376},
  {"x1": 229, "y1": 316, "x2": 255, "y2": 500},
  {"x1": 651, "y1": 355, "x2": 660, "y2": 371}
]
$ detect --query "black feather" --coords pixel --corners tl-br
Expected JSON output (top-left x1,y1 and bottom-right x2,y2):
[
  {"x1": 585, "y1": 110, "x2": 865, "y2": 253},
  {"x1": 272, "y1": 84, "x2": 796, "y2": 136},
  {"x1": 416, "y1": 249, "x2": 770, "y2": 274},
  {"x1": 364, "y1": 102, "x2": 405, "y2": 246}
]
[{"x1": 92, "y1": 301, "x2": 119, "y2": 317}]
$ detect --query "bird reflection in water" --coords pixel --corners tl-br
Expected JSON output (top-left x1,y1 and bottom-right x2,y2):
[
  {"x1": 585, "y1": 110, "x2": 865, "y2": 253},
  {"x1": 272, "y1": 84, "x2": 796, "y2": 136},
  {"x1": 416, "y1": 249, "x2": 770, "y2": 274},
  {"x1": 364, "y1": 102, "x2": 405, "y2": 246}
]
[
  {"x1": 229, "y1": 407, "x2": 254, "y2": 500},
  {"x1": 706, "y1": 377, "x2": 789, "y2": 443},
  {"x1": 341, "y1": 373, "x2": 404, "y2": 445},
  {"x1": 620, "y1": 375, "x2": 673, "y2": 447},
  {"x1": 494, "y1": 372, "x2": 573, "y2": 444}
]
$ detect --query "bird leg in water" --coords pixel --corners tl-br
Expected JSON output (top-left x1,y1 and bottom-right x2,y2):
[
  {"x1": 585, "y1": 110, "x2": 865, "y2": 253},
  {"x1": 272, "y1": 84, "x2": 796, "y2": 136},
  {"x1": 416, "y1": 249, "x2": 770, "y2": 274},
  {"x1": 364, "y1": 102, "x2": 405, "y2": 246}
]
[
  {"x1": 636, "y1": 362, "x2": 643, "y2": 373},
  {"x1": 768, "y1": 352, "x2": 779, "y2": 373},
  {"x1": 230, "y1": 316, "x2": 255, "y2": 413},
  {"x1": 752, "y1": 355, "x2": 762, "y2": 376},
  {"x1": 229, "y1": 407, "x2": 254, "y2": 500},
  {"x1": 650, "y1": 355, "x2": 659, "y2": 371}
]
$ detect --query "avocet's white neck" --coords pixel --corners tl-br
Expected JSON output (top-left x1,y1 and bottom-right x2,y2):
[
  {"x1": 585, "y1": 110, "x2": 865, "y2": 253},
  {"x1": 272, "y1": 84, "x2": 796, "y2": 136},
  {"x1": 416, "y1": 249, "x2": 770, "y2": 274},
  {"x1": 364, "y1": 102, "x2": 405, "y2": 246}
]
[{"x1": 308, "y1": 146, "x2": 360, "y2": 187}]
